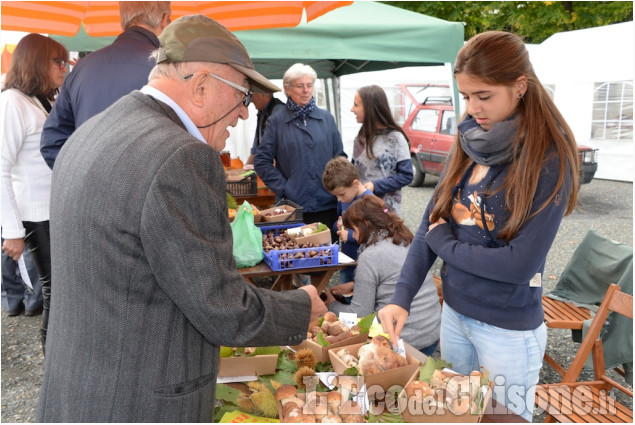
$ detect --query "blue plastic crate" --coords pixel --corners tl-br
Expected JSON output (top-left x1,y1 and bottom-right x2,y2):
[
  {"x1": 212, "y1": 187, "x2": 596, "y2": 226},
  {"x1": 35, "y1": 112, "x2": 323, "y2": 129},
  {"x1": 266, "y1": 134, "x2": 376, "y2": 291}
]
[
  {"x1": 258, "y1": 223, "x2": 305, "y2": 236},
  {"x1": 260, "y1": 223, "x2": 339, "y2": 271},
  {"x1": 262, "y1": 243, "x2": 339, "y2": 272}
]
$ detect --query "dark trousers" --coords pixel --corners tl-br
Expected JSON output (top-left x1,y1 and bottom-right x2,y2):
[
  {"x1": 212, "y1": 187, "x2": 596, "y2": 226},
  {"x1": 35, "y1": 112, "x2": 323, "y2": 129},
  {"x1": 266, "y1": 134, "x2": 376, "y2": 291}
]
[
  {"x1": 303, "y1": 208, "x2": 339, "y2": 243},
  {"x1": 1, "y1": 241, "x2": 43, "y2": 312},
  {"x1": 23, "y1": 221, "x2": 51, "y2": 353}
]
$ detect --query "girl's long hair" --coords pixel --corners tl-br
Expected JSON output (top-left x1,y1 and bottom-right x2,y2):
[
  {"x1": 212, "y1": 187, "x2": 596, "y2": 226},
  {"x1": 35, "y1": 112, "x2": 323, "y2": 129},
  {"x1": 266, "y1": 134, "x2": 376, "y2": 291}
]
[
  {"x1": 356, "y1": 85, "x2": 410, "y2": 159},
  {"x1": 431, "y1": 31, "x2": 579, "y2": 242},
  {"x1": 342, "y1": 196, "x2": 413, "y2": 247},
  {"x1": 2, "y1": 33, "x2": 67, "y2": 100}
]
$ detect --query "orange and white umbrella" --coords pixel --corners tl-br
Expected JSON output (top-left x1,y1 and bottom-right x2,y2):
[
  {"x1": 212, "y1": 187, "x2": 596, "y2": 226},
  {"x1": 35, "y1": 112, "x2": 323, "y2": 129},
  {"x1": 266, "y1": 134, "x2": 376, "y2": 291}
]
[{"x1": 1, "y1": 1, "x2": 353, "y2": 37}]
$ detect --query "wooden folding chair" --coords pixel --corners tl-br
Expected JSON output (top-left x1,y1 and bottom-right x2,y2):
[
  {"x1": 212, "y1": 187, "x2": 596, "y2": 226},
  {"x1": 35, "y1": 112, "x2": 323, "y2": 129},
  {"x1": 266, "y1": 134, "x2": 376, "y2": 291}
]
[
  {"x1": 536, "y1": 283, "x2": 633, "y2": 423},
  {"x1": 542, "y1": 296, "x2": 592, "y2": 377}
]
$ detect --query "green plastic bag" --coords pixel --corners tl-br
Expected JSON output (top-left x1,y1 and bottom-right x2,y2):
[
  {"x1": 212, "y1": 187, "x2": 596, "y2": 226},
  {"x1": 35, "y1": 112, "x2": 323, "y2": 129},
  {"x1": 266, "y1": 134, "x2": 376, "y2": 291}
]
[{"x1": 230, "y1": 201, "x2": 264, "y2": 268}]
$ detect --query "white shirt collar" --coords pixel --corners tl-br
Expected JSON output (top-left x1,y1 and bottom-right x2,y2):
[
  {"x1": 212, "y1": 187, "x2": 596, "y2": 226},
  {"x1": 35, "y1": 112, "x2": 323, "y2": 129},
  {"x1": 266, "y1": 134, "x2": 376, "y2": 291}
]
[{"x1": 140, "y1": 85, "x2": 206, "y2": 144}]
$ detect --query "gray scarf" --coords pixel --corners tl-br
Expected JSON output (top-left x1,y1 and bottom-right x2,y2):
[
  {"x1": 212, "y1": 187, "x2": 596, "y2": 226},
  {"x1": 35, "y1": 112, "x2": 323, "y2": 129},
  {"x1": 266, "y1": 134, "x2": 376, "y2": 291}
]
[{"x1": 458, "y1": 115, "x2": 519, "y2": 166}]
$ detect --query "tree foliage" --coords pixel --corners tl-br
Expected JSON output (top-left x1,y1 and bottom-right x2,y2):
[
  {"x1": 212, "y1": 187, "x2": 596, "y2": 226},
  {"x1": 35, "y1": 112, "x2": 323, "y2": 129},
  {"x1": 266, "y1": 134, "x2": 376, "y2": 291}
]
[{"x1": 385, "y1": 1, "x2": 633, "y2": 43}]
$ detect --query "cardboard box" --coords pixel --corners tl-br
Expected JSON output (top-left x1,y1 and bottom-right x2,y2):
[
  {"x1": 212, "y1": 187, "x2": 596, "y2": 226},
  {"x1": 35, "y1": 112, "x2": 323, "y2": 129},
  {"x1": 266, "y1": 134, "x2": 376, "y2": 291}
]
[
  {"x1": 291, "y1": 332, "x2": 368, "y2": 363},
  {"x1": 217, "y1": 354, "x2": 278, "y2": 377},
  {"x1": 259, "y1": 205, "x2": 297, "y2": 223},
  {"x1": 397, "y1": 370, "x2": 492, "y2": 423},
  {"x1": 287, "y1": 222, "x2": 332, "y2": 246},
  {"x1": 328, "y1": 342, "x2": 421, "y2": 400}
]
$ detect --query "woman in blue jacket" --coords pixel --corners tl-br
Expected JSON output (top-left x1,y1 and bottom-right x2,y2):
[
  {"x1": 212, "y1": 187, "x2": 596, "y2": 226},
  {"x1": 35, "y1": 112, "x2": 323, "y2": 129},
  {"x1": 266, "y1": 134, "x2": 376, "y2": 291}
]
[
  {"x1": 254, "y1": 63, "x2": 345, "y2": 238},
  {"x1": 378, "y1": 31, "x2": 579, "y2": 421}
]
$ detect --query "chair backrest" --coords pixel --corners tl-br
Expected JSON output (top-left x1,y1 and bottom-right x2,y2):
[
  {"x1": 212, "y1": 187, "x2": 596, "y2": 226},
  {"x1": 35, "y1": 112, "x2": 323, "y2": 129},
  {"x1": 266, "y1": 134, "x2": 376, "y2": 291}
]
[{"x1": 562, "y1": 284, "x2": 633, "y2": 384}]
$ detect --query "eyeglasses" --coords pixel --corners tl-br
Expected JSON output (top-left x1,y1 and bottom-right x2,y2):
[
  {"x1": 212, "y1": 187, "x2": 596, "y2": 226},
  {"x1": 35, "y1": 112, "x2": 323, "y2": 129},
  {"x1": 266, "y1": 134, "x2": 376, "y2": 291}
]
[
  {"x1": 288, "y1": 83, "x2": 314, "y2": 90},
  {"x1": 183, "y1": 72, "x2": 253, "y2": 107},
  {"x1": 53, "y1": 58, "x2": 67, "y2": 68}
]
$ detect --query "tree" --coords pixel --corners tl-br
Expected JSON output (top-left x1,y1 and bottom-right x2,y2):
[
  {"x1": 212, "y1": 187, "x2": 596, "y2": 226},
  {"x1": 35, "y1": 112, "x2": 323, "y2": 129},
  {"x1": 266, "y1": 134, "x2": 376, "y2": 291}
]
[{"x1": 385, "y1": 1, "x2": 633, "y2": 43}]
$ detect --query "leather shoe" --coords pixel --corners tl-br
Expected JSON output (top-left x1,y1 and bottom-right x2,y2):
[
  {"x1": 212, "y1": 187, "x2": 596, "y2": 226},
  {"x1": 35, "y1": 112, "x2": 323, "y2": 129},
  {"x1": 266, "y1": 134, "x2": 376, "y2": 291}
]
[
  {"x1": 25, "y1": 306, "x2": 43, "y2": 316},
  {"x1": 6, "y1": 304, "x2": 24, "y2": 316}
]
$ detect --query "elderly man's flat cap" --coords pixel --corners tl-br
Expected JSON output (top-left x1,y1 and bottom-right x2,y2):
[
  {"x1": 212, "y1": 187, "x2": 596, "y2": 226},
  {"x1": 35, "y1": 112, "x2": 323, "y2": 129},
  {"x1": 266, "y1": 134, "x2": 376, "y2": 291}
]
[{"x1": 157, "y1": 15, "x2": 279, "y2": 93}]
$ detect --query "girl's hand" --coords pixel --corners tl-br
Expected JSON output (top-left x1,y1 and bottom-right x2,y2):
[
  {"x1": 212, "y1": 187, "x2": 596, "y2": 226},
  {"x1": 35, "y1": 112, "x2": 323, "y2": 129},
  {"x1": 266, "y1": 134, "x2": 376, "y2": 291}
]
[
  {"x1": 363, "y1": 181, "x2": 375, "y2": 193},
  {"x1": 2, "y1": 238, "x2": 25, "y2": 261},
  {"x1": 329, "y1": 281, "x2": 354, "y2": 296},
  {"x1": 428, "y1": 217, "x2": 447, "y2": 231},
  {"x1": 337, "y1": 228, "x2": 348, "y2": 241},
  {"x1": 378, "y1": 304, "x2": 409, "y2": 346}
]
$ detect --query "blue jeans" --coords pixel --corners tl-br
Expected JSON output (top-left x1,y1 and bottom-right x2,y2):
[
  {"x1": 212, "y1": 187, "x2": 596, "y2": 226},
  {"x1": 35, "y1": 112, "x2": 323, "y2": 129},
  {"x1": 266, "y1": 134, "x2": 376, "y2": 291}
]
[
  {"x1": 1, "y1": 244, "x2": 43, "y2": 312},
  {"x1": 419, "y1": 340, "x2": 439, "y2": 357},
  {"x1": 440, "y1": 303, "x2": 546, "y2": 422}
]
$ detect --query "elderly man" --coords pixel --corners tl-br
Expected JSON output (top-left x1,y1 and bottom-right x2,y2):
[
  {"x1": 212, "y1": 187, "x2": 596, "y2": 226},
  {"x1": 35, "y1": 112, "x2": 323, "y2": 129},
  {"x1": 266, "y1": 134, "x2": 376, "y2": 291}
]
[{"x1": 37, "y1": 15, "x2": 326, "y2": 422}]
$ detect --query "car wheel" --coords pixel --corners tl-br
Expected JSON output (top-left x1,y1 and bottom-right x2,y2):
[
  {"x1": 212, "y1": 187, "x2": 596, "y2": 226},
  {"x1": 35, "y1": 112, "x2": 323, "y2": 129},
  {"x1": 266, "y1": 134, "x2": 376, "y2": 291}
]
[{"x1": 409, "y1": 156, "x2": 425, "y2": 187}]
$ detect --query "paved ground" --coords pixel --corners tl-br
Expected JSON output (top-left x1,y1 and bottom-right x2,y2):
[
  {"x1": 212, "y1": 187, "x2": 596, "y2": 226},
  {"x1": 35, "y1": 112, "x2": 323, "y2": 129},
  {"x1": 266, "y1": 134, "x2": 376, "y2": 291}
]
[{"x1": 1, "y1": 178, "x2": 632, "y2": 422}]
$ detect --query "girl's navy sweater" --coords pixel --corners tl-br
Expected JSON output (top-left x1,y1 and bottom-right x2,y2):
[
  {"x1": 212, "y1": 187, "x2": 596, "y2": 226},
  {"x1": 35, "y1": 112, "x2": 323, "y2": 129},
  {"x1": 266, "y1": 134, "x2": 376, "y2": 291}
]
[{"x1": 389, "y1": 151, "x2": 573, "y2": 331}]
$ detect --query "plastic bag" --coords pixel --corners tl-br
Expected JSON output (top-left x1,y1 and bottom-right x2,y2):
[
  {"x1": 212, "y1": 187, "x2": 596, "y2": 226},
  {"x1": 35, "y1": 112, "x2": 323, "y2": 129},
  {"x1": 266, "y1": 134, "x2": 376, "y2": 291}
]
[{"x1": 230, "y1": 201, "x2": 264, "y2": 268}]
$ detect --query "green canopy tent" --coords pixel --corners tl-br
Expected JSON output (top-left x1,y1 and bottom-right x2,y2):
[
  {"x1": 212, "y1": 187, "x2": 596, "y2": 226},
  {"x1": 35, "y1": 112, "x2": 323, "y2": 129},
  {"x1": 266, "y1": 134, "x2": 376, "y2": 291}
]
[{"x1": 52, "y1": 1, "x2": 464, "y2": 113}]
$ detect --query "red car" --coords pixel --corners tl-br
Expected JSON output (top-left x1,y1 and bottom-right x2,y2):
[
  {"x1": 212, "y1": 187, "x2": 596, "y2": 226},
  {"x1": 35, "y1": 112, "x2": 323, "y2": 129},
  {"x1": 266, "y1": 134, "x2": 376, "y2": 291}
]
[{"x1": 398, "y1": 84, "x2": 598, "y2": 186}]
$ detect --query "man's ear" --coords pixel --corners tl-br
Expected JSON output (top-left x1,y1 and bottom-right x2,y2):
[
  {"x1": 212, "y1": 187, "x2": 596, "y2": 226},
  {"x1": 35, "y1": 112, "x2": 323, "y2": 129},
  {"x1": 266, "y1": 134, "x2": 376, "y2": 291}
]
[{"x1": 189, "y1": 72, "x2": 209, "y2": 108}]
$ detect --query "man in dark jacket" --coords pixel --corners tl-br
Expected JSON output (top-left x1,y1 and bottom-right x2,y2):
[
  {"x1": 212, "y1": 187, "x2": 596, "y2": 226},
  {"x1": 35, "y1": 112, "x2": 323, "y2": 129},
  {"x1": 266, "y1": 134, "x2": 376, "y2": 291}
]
[
  {"x1": 40, "y1": 1, "x2": 171, "y2": 169},
  {"x1": 246, "y1": 93, "x2": 285, "y2": 165}
]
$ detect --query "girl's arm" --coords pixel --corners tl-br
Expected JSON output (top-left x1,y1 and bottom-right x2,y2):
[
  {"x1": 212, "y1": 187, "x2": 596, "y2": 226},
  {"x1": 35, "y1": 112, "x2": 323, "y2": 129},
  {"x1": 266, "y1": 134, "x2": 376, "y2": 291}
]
[
  {"x1": 425, "y1": 156, "x2": 573, "y2": 284},
  {"x1": 372, "y1": 160, "x2": 414, "y2": 196}
]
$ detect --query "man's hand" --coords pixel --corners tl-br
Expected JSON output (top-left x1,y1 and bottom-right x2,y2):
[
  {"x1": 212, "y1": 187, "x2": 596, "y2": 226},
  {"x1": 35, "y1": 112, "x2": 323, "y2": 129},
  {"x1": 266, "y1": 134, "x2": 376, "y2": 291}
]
[
  {"x1": 298, "y1": 285, "x2": 327, "y2": 323},
  {"x1": 378, "y1": 304, "x2": 409, "y2": 346},
  {"x1": 2, "y1": 238, "x2": 25, "y2": 261},
  {"x1": 363, "y1": 181, "x2": 375, "y2": 193}
]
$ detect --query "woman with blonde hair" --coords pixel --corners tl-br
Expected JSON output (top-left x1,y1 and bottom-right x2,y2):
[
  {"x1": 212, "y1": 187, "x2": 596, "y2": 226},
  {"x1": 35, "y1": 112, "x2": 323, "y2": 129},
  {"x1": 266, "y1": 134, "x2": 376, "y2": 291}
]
[
  {"x1": 379, "y1": 31, "x2": 579, "y2": 421},
  {"x1": 1, "y1": 33, "x2": 69, "y2": 352}
]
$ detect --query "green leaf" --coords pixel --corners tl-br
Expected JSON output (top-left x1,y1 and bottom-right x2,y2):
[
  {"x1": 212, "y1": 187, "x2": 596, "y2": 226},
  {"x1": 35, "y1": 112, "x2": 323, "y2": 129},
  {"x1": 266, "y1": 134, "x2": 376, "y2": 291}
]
[
  {"x1": 316, "y1": 330, "x2": 329, "y2": 347},
  {"x1": 343, "y1": 366, "x2": 359, "y2": 376},
  {"x1": 270, "y1": 370, "x2": 296, "y2": 385},
  {"x1": 253, "y1": 346, "x2": 282, "y2": 356},
  {"x1": 276, "y1": 351, "x2": 298, "y2": 373},
  {"x1": 234, "y1": 347, "x2": 246, "y2": 356},
  {"x1": 226, "y1": 192, "x2": 237, "y2": 210},
  {"x1": 316, "y1": 223, "x2": 329, "y2": 233},
  {"x1": 419, "y1": 356, "x2": 452, "y2": 383},
  {"x1": 357, "y1": 312, "x2": 376, "y2": 334},
  {"x1": 239, "y1": 170, "x2": 255, "y2": 177},
  {"x1": 215, "y1": 383, "x2": 243, "y2": 404},
  {"x1": 315, "y1": 361, "x2": 334, "y2": 373},
  {"x1": 219, "y1": 346, "x2": 234, "y2": 358}
]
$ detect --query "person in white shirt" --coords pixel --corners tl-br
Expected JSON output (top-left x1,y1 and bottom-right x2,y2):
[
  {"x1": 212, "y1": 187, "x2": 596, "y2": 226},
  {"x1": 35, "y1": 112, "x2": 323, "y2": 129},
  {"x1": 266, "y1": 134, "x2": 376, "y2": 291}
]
[{"x1": 1, "y1": 33, "x2": 69, "y2": 352}]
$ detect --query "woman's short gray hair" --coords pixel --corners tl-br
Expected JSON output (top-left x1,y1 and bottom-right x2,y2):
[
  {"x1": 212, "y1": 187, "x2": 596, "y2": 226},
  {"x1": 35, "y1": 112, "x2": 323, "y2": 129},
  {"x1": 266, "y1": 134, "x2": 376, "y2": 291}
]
[
  {"x1": 283, "y1": 63, "x2": 317, "y2": 87},
  {"x1": 120, "y1": 1, "x2": 171, "y2": 31}
]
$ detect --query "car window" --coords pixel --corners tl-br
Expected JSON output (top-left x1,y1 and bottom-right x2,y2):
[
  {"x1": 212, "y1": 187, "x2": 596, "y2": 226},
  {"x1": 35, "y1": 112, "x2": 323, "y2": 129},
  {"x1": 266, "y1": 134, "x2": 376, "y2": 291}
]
[
  {"x1": 412, "y1": 109, "x2": 439, "y2": 133},
  {"x1": 440, "y1": 110, "x2": 456, "y2": 135}
]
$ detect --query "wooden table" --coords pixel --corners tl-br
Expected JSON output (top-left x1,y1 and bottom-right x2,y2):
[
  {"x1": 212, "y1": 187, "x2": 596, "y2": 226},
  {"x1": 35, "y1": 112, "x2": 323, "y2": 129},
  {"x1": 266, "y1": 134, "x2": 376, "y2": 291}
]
[{"x1": 238, "y1": 260, "x2": 354, "y2": 293}]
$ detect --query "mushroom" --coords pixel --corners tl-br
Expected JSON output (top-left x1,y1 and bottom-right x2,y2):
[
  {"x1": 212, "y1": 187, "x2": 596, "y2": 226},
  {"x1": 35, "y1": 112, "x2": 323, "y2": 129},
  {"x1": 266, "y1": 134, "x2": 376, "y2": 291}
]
[
  {"x1": 275, "y1": 385, "x2": 304, "y2": 408},
  {"x1": 326, "y1": 391, "x2": 342, "y2": 413}
]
